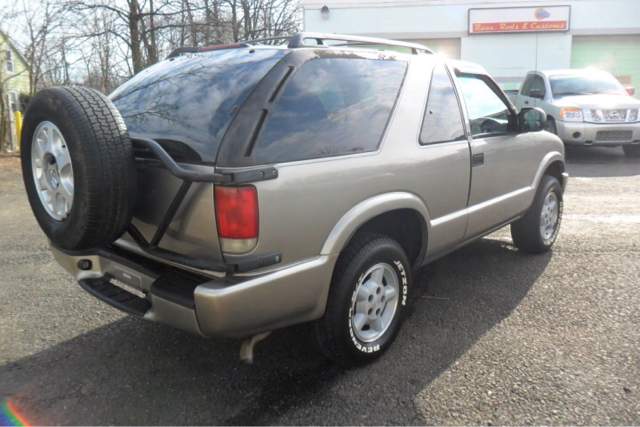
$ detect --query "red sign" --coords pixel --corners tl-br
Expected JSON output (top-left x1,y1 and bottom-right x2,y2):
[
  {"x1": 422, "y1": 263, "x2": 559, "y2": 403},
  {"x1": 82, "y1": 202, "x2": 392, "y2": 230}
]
[
  {"x1": 469, "y1": 6, "x2": 571, "y2": 34},
  {"x1": 472, "y1": 21, "x2": 568, "y2": 33}
]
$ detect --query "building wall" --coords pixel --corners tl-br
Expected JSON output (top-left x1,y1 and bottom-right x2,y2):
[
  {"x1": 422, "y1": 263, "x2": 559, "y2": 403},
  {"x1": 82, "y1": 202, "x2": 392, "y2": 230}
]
[
  {"x1": 304, "y1": 0, "x2": 640, "y2": 95},
  {"x1": 1, "y1": 31, "x2": 30, "y2": 150},
  {"x1": 570, "y1": 35, "x2": 640, "y2": 95},
  {"x1": 0, "y1": 32, "x2": 31, "y2": 97}
]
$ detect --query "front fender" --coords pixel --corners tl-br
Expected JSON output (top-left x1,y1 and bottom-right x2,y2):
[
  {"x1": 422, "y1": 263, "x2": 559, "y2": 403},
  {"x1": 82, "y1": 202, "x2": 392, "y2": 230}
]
[
  {"x1": 532, "y1": 149, "x2": 565, "y2": 190},
  {"x1": 320, "y1": 192, "x2": 431, "y2": 256}
]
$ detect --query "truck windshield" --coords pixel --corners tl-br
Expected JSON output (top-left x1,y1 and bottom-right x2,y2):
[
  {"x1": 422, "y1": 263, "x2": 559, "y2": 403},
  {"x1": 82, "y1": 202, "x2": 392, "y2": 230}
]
[
  {"x1": 110, "y1": 48, "x2": 288, "y2": 163},
  {"x1": 549, "y1": 72, "x2": 626, "y2": 97}
]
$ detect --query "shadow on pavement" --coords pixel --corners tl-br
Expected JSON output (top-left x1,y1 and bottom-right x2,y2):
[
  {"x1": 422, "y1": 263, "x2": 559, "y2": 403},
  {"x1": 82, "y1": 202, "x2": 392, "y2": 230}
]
[
  {"x1": 1, "y1": 237, "x2": 551, "y2": 425},
  {"x1": 565, "y1": 145, "x2": 640, "y2": 178}
]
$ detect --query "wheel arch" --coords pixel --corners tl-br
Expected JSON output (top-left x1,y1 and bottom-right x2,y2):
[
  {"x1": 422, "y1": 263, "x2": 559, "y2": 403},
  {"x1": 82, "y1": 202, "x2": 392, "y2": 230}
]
[
  {"x1": 320, "y1": 192, "x2": 430, "y2": 269},
  {"x1": 532, "y1": 151, "x2": 566, "y2": 191},
  {"x1": 543, "y1": 159, "x2": 565, "y2": 183}
]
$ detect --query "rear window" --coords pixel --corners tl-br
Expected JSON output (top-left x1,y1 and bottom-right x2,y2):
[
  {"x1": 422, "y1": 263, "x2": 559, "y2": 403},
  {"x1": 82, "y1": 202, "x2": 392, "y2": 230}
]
[
  {"x1": 110, "y1": 48, "x2": 288, "y2": 163},
  {"x1": 253, "y1": 57, "x2": 407, "y2": 164}
]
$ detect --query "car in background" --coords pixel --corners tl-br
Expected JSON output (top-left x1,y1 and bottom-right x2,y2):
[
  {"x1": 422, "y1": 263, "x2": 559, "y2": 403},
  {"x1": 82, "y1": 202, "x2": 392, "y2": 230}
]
[{"x1": 508, "y1": 69, "x2": 640, "y2": 157}]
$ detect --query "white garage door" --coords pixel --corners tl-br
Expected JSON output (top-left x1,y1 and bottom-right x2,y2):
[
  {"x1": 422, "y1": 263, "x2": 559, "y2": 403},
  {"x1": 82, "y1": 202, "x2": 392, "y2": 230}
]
[{"x1": 571, "y1": 35, "x2": 640, "y2": 99}]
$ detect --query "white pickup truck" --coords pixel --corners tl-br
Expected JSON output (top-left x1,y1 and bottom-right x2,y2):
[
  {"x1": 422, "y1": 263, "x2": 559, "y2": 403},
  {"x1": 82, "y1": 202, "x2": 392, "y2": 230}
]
[{"x1": 507, "y1": 69, "x2": 640, "y2": 157}]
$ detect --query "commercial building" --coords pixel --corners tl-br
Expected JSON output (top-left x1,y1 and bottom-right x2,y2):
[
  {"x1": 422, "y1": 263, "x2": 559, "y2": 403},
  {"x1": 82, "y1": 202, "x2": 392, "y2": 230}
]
[{"x1": 303, "y1": 0, "x2": 640, "y2": 98}]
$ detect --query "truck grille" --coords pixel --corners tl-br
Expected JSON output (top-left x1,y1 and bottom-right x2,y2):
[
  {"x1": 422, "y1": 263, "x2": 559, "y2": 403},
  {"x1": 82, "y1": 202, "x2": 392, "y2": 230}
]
[{"x1": 602, "y1": 109, "x2": 627, "y2": 122}]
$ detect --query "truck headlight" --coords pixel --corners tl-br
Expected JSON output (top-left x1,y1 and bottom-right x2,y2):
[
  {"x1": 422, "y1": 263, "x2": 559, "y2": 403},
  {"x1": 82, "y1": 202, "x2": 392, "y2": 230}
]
[
  {"x1": 559, "y1": 107, "x2": 583, "y2": 122},
  {"x1": 628, "y1": 109, "x2": 639, "y2": 122}
]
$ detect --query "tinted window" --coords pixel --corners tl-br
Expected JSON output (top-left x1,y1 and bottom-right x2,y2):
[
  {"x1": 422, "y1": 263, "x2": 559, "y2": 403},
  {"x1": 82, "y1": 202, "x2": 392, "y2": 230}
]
[
  {"x1": 520, "y1": 75, "x2": 534, "y2": 95},
  {"x1": 110, "y1": 48, "x2": 288, "y2": 163},
  {"x1": 253, "y1": 57, "x2": 407, "y2": 164},
  {"x1": 420, "y1": 66, "x2": 465, "y2": 145},
  {"x1": 531, "y1": 75, "x2": 546, "y2": 96},
  {"x1": 458, "y1": 75, "x2": 512, "y2": 136}
]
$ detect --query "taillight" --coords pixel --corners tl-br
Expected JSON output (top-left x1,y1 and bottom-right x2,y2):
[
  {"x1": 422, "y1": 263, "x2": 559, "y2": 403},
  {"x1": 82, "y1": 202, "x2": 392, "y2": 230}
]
[{"x1": 214, "y1": 185, "x2": 258, "y2": 254}]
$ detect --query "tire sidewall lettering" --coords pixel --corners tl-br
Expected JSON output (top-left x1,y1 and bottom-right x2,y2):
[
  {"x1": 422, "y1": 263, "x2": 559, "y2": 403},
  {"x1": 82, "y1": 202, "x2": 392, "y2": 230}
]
[{"x1": 347, "y1": 258, "x2": 408, "y2": 353}]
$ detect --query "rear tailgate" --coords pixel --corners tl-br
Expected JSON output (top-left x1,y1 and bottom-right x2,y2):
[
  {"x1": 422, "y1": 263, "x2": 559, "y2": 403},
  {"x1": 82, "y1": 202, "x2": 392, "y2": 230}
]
[
  {"x1": 109, "y1": 47, "x2": 288, "y2": 270},
  {"x1": 122, "y1": 162, "x2": 223, "y2": 268}
]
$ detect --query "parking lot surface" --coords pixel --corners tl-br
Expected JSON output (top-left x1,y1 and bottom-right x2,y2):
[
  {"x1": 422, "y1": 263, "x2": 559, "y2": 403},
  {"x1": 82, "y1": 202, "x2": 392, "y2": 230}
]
[{"x1": 1, "y1": 146, "x2": 639, "y2": 425}]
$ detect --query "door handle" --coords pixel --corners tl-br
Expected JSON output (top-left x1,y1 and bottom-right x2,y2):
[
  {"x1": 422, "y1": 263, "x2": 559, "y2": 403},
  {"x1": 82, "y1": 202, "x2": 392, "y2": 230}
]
[
  {"x1": 524, "y1": 100, "x2": 529, "y2": 105},
  {"x1": 472, "y1": 153, "x2": 484, "y2": 167}
]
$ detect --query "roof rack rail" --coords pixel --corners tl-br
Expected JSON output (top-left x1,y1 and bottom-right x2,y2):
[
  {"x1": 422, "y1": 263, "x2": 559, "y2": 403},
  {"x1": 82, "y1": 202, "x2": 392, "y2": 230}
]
[
  {"x1": 242, "y1": 35, "x2": 292, "y2": 46},
  {"x1": 167, "y1": 43, "x2": 249, "y2": 59},
  {"x1": 166, "y1": 32, "x2": 433, "y2": 60},
  {"x1": 287, "y1": 32, "x2": 433, "y2": 55}
]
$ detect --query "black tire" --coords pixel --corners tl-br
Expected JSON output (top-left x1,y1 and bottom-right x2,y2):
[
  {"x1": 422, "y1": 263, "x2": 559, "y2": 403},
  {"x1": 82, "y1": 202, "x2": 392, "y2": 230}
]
[
  {"x1": 511, "y1": 175, "x2": 563, "y2": 254},
  {"x1": 21, "y1": 86, "x2": 136, "y2": 250},
  {"x1": 314, "y1": 232, "x2": 411, "y2": 367},
  {"x1": 545, "y1": 116, "x2": 557, "y2": 135},
  {"x1": 622, "y1": 145, "x2": 640, "y2": 158}
]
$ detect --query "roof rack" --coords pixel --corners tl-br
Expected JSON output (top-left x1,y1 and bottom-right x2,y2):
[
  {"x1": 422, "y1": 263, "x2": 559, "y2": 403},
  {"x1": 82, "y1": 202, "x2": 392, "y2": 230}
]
[
  {"x1": 167, "y1": 32, "x2": 433, "y2": 59},
  {"x1": 167, "y1": 43, "x2": 249, "y2": 59},
  {"x1": 286, "y1": 32, "x2": 433, "y2": 54}
]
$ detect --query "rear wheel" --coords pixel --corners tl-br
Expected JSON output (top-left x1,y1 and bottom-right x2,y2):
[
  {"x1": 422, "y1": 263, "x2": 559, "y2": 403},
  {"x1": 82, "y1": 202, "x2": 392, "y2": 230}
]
[
  {"x1": 21, "y1": 86, "x2": 137, "y2": 250},
  {"x1": 623, "y1": 144, "x2": 640, "y2": 158},
  {"x1": 511, "y1": 175, "x2": 563, "y2": 254},
  {"x1": 314, "y1": 232, "x2": 410, "y2": 367}
]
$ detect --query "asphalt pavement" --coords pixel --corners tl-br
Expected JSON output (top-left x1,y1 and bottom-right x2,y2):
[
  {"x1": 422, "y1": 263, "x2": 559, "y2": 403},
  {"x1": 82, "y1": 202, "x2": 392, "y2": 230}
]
[{"x1": 1, "y1": 146, "x2": 639, "y2": 425}]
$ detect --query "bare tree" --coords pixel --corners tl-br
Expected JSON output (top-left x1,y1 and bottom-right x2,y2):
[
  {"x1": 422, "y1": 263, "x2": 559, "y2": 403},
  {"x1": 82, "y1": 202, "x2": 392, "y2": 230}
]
[{"x1": 5, "y1": 0, "x2": 301, "y2": 91}]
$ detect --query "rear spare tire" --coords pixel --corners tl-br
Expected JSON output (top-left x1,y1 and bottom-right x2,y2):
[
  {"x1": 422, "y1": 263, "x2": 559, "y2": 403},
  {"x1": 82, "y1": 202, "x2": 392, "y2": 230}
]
[{"x1": 21, "y1": 86, "x2": 136, "y2": 250}]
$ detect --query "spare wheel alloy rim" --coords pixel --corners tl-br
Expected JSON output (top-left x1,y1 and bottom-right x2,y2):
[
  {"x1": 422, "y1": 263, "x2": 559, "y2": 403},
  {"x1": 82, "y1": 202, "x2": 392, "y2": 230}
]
[
  {"x1": 31, "y1": 121, "x2": 74, "y2": 220},
  {"x1": 351, "y1": 263, "x2": 400, "y2": 343}
]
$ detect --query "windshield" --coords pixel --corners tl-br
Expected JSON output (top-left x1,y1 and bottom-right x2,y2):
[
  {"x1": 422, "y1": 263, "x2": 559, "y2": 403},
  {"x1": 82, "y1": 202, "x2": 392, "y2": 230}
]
[{"x1": 549, "y1": 72, "x2": 627, "y2": 96}]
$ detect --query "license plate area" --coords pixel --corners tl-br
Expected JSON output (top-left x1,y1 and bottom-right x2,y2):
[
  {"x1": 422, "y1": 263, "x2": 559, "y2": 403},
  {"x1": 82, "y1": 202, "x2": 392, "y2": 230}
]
[{"x1": 595, "y1": 130, "x2": 633, "y2": 142}]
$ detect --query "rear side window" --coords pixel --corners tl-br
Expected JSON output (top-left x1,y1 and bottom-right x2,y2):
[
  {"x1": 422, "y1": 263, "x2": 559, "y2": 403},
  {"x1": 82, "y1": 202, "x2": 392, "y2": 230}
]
[
  {"x1": 253, "y1": 57, "x2": 407, "y2": 164},
  {"x1": 420, "y1": 66, "x2": 466, "y2": 145}
]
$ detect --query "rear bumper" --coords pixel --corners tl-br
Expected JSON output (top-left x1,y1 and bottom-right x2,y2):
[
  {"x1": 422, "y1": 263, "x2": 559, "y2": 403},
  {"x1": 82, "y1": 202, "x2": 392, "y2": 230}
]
[
  {"x1": 51, "y1": 243, "x2": 337, "y2": 338},
  {"x1": 556, "y1": 120, "x2": 640, "y2": 146}
]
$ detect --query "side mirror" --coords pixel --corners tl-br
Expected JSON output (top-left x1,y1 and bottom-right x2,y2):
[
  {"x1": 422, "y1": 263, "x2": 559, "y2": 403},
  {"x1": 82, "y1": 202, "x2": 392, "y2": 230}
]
[
  {"x1": 518, "y1": 107, "x2": 547, "y2": 132},
  {"x1": 626, "y1": 87, "x2": 635, "y2": 96},
  {"x1": 528, "y1": 88, "x2": 544, "y2": 99}
]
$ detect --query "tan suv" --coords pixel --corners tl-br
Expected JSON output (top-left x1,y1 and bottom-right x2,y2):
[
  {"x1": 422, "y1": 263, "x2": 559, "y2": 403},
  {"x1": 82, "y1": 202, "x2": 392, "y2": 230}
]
[{"x1": 20, "y1": 33, "x2": 567, "y2": 366}]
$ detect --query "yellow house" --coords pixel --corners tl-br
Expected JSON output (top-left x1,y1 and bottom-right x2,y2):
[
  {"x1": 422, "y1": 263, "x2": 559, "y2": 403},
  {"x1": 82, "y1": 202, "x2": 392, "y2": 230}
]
[{"x1": 0, "y1": 29, "x2": 31, "y2": 150}]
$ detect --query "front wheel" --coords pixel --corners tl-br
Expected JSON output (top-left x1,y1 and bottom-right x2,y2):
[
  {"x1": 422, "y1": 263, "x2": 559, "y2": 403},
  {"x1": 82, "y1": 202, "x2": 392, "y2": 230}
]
[
  {"x1": 545, "y1": 116, "x2": 557, "y2": 135},
  {"x1": 511, "y1": 175, "x2": 563, "y2": 254},
  {"x1": 623, "y1": 144, "x2": 640, "y2": 158},
  {"x1": 314, "y1": 233, "x2": 410, "y2": 367}
]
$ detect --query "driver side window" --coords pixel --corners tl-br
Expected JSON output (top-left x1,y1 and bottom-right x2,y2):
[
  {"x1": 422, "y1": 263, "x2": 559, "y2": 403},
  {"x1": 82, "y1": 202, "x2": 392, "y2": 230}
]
[
  {"x1": 531, "y1": 75, "x2": 546, "y2": 97},
  {"x1": 458, "y1": 75, "x2": 513, "y2": 136},
  {"x1": 520, "y1": 75, "x2": 534, "y2": 96}
]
